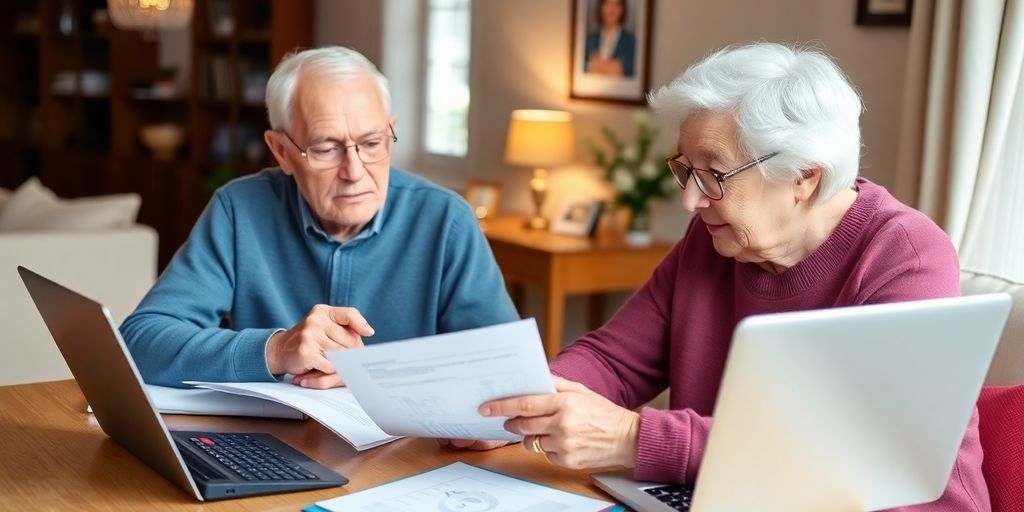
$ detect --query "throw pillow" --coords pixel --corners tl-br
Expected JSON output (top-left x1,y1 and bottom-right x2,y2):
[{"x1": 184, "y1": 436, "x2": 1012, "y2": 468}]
[{"x1": 0, "y1": 177, "x2": 141, "y2": 232}]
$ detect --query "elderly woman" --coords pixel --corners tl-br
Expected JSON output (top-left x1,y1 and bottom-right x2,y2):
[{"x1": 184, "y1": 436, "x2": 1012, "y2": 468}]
[{"x1": 455, "y1": 43, "x2": 984, "y2": 510}]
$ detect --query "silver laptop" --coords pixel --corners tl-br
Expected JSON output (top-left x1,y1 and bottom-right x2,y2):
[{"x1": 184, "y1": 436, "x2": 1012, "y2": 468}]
[
  {"x1": 593, "y1": 293, "x2": 1011, "y2": 512},
  {"x1": 18, "y1": 266, "x2": 348, "y2": 501}
]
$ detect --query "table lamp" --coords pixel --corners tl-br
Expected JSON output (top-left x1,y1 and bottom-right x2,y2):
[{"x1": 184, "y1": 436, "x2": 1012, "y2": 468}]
[{"x1": 504, "y1": 109, "x2": 575, "y2": 230}]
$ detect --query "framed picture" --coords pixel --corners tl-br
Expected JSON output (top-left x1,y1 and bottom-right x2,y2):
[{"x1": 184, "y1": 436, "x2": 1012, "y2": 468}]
[
  {"x1": 570, "y1": 0, "x2": 652, "y2": 104},
  {"x1": 855, "y1": 0, "x2": 913, "y2": 26},
  {"x1": 551, "y1": 197, "x2": 604, "y2": 237},
  {"x1": 464, "y1": 181, "x2": 502, "y2": 220}
]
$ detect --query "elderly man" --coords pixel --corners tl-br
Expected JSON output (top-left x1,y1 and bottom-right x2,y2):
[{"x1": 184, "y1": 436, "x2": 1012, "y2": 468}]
[{"x1": 121, "y1": 46, "x2": 517, "y2": 389}]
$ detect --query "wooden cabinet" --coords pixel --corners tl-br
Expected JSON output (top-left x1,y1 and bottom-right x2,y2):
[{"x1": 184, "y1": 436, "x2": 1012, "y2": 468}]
[{"x1": 0, "y1": 0, "x2": 311, "y2": 267}]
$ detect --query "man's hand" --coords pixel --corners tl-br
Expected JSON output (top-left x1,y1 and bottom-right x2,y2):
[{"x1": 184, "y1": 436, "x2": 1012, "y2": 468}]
[
  {"x1": 436, "y1": 439, "x2": 511, "y2": 451},
  {"x1": 266, "y1": 305, "x2": 374, "y2": 388},
  {"x1": 480, "y1": 376, "x2": 640, "y2": 469}
]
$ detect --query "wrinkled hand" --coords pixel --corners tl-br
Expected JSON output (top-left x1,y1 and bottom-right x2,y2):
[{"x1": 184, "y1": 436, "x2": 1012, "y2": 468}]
[
  {"x1": 480, "y1": 376, "x2": 639, "y2": 469},
  {"x1": 436, "y1": 438, "x2": 511, "y2": 451},
  {"x1": 266, "y1": 305, "x2": 374, "y2": 389}
]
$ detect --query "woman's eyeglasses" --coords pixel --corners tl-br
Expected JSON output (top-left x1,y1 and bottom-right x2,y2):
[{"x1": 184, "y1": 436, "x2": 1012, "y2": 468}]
[{"x1": 665, "y1": 152, "x2": 779, "y2": 200}]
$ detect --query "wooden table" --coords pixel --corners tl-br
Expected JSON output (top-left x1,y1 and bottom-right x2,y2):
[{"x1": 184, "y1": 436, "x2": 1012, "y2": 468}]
[
  {"x1": 483, "y1": 216, "x2": 673, "y2": 358},
  {"x1": 0, "y1": 380, "x2": 611, "y2": 511}
]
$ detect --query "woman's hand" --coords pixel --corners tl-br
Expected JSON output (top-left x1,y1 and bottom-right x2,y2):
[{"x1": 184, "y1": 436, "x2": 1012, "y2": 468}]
[{"x1": 480, "y1": 376, "x2": 640, "y2": 469}]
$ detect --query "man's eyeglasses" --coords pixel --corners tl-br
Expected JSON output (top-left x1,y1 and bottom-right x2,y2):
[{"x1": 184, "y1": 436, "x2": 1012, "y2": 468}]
[
  {"x1": 665, "y1": 152, "x2": 779, "y2": 201},
  {"x1": 279, "y1": 124, "x2": 398, "y2": 170}
]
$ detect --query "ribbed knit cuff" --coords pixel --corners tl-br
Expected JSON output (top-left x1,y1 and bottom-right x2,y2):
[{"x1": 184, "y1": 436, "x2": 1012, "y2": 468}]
[
  {"x1": 634, "y1": 407, "x2": 690, "y2": 483},
  {"x1": 231, "y1": 328, "x2": 281, "y2": 382}
]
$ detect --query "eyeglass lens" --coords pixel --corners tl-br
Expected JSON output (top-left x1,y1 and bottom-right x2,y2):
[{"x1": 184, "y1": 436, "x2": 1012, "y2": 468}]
[
  {"x1": 668, "y1": 162, "x2": 723, "y2": 200},
  {"x1": 305, "y1": 128, "x2": 395, "y2": 169}
]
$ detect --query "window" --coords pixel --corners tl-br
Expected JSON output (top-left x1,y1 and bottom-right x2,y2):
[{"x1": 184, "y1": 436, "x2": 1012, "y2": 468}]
[{"x1": 422, "y1": 0, "x2": 471, "y2": 157}]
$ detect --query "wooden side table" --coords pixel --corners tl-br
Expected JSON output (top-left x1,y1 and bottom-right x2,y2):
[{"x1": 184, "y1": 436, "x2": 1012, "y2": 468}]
[{"x1": 482, "y1": 216, "x2": 673, "y2": 359}]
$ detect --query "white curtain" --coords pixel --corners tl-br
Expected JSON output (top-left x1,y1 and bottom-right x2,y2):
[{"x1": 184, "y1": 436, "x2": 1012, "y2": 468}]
[{"x1": 895, "y1": 0, "x2": 1024, "y2": 281}]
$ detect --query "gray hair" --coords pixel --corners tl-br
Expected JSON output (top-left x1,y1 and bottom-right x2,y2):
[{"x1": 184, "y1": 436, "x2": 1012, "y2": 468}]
[
  {"x1": 648, "y1": 42, "x2": 864, "y2": 201},
  {"x1": 265, "y1": 46, "x2": 392, "y2": 131}
]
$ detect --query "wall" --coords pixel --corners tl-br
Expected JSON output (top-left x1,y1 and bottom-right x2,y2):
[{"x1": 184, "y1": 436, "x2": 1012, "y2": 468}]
[
  {"x1": 318, "y1": 0, "x2": 912, "y2": 345},
  {"x1": 314, "y1": 0, "x2": 383, "y2": 65}
]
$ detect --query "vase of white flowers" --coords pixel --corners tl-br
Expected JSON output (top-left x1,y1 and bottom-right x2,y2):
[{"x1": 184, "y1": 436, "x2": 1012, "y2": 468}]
[{"x1": 585, "y1": 112, "x2": 676, "y2": 246}]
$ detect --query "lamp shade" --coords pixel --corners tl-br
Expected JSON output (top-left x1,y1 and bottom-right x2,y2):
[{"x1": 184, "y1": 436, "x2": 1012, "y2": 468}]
[
  {"x1": 107, "y1": 0, "x2": 194, "y2": 31},
  {"x1": 504, "y1": 110, "x2": 575, "y2": 167}
]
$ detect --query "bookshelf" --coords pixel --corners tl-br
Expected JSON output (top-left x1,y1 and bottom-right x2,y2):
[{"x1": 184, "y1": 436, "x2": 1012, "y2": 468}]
[{"x1": 0, "y1": 0, "x2": 312, "y2": 267}]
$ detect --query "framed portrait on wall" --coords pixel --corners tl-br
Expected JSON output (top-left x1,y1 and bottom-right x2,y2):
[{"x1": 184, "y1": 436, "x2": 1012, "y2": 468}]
[
  {"x1": 570, "y1": 0, "x2": 652, "y2": 104},
  {"x1": 855, "y1": 0, "x2": 914, "y2": 26}
]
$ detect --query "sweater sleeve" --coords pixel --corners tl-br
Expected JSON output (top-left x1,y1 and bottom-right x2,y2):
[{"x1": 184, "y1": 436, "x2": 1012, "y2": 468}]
[
  {"x1": 119, "y1": 192, "x2": 278, "y2": 387},
  {"x1": 437, "y1": 202, "x2": 519, "y2": 332},
  {"x1": 862, "y1": 222, "x2": 988, "y2": 511}
]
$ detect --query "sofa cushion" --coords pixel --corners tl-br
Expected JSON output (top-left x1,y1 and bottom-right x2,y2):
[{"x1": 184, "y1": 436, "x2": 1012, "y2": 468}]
[
  {"x1": 0, "y1": 177, "x2": 140, "y2": 232},
  {"x1": 961, "y1": 270, "x2": 1024, "y2": 386}
]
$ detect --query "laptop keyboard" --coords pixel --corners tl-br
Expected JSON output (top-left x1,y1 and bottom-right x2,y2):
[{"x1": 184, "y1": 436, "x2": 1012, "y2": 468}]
[
  {"x1": 644, "y1": 483, "x2": 694, "y2": 511},
  {"x1": 187, "y1": 433, "x2": 321, "y2": 481}
]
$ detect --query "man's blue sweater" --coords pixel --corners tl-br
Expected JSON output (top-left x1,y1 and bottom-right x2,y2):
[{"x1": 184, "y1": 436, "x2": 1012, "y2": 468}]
[{"x1": 121, "y1": 168, "x2": 518, "y2": 386}]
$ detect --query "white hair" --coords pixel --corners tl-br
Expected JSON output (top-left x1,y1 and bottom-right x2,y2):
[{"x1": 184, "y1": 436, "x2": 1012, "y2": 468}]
[
  {"x1": 648, "y1": 42, "x2": 864, "y2": 201},
  {"x1": 265, "y1": 46, "x2": 391, "y2": 131}
]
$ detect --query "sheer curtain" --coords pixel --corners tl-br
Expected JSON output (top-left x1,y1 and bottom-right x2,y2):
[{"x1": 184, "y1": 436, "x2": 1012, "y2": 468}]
[{"x1": 895, "y1": 0, "x2": 1024, "y2": 281}]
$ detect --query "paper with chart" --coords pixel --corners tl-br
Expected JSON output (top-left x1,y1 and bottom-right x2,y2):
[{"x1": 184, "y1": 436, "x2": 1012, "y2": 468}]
[
  {"x1": 185, "y1": 380, "x2": 399, "y2": 450},
  {"x1": 326, "y1": 319, "x2": 555, "y2": 441},
  {"x1": 310, "y1": 462, "x2": 612, "y2": 512}
]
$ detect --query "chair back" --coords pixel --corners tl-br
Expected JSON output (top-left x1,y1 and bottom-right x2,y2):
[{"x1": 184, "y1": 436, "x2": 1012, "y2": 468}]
[
  {"x1": 977, "y1": 386, "x2": 1024, "y2": 512},
  {"x1": 962, "y1": 270, "x2": 1024, "y2": 512}
]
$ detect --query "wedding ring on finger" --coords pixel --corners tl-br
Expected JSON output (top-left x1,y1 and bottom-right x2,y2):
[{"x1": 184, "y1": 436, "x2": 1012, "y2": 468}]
[{"x1": 528, "y1": 435, "x2": 548, "y2": 460}]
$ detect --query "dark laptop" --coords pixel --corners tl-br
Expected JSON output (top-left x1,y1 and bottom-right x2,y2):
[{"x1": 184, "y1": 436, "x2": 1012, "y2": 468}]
[{"x1": 18, "y1": 266, "x2": 348, "y2": 501}]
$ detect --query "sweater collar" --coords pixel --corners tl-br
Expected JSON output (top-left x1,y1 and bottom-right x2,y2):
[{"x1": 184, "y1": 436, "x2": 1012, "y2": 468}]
[{"x1": 739, "y1": 177, "x2": 880, "y2": 299}]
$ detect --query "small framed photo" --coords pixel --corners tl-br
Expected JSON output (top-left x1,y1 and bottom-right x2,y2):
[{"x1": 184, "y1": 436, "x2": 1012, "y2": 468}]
[
  {"x1": 464, "y1": 181, "x2": 502, "y2": 220},
  {"x1": 570, "y1": 0, "x2": 652, "y2": 104},
  {"x1": 855, "y1": 0, "x2": 914, "y2": 26},
  {"x1": 551, "y1": 198, "x2": 604, "y2": 237}
]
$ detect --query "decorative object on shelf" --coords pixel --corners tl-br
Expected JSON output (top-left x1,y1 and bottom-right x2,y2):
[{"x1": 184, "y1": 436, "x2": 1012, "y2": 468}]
[
  {"x1": 586, "y1": 111, "x2": 675, "y2": 247},
  {"x1": 91, "y1": 8, "x2": 111, "y2": 34},
  {"x1": 504, "y1": 109, "x2": 576, "y2": 230},
  {"x1": 550, "y1": 197, "x2": 604, "y2": 237},
  {"x1": 107, "y1": 0, "x2": 194, "y2": 33},
  {"x1": 139, "y1": 123, "x2": 185, "y2": 160},
  {"x1": 464, "y1": 181, "x2": 502, "y2": 221}
]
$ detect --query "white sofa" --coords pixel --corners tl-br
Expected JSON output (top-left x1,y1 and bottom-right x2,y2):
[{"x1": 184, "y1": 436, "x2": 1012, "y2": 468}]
[
  {"x1": 0, "y1": 226, "x2": 158, "y2": 385},
  {"x1": 960, "y1": 269, "x2": 1024, "y2": 386}
]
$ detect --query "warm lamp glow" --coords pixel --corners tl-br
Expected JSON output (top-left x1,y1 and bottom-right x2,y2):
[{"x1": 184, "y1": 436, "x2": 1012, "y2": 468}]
[
  {"x1": 107, "y1": 0, "x2": 194, "y2": 32},
  {"x1": 504, "y1": 110, "x2": 575, "y2": 230}
]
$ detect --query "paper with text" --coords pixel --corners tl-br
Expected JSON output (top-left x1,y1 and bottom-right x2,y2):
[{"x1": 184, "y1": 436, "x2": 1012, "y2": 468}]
[
  {"x1": 87, "y1": 384, "x2": 306, "y2": 419},
  {"x1": 309, "y1": 462, "x2": 612, "y2": 512},
  {"x1": 327, "y1": 319, "x2": 554, "y2": 441},
  {"x1": 185, "y1": 380, "x2": 398, "y2": 451}
]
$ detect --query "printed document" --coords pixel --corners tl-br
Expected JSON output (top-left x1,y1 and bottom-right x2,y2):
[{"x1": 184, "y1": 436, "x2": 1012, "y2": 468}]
[
  {"x1": 186, "y1": 380, "x2": 398, "y2": 451},
  {"x1": 87, "y1": 384, "x2": 305, "y2": 420},
  {"x1": 308, "y1": 462, "x2": 612, "y2": 512},
  {"x1": 327, "y1": 319, "x2": 554, "y2": 441}
]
